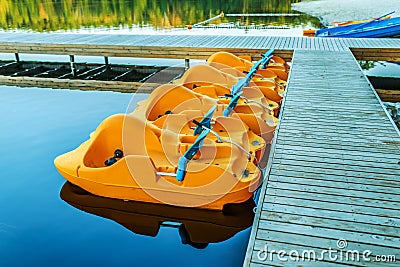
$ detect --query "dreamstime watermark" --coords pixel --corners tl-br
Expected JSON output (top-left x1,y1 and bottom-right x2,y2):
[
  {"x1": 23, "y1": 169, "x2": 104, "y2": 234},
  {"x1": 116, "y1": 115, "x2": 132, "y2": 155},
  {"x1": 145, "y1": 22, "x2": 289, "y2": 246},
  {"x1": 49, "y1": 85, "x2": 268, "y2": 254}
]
[{"x1": 257, "y1": 239, "x2": 396, "y2": 263}]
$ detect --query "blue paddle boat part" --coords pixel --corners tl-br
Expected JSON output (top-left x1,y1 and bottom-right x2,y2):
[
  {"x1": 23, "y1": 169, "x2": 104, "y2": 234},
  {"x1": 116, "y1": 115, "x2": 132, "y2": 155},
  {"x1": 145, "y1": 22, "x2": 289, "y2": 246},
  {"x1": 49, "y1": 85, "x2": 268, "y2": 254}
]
[
  {"x1": 223, "y1": 91, "x2": 243, "y2": 117},
  {"x1": 230, "y1": 54, "x2": 273, "y2": 95},
  {"x1": 176, "y1": 128, "x2": 211, "y2": 182},
  {"x1": 193, "y1": 105, "x2": 217, "y2": 135}
]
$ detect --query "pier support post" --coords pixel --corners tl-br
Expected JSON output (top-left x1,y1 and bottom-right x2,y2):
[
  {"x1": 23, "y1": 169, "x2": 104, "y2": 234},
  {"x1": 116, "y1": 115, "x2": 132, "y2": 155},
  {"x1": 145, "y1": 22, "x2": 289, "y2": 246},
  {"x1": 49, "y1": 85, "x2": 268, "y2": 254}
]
[
  {"x1": 104, "y1": 56, "x2": 109, "y2": 66},
  {"x1": 185, "y1": 58, "x2": 190, "y2": 70},
  {"x1": 15, "y1": 53, "x2": 20, "y2": 62},
  {"x1": 69, "y1": 55, "x2": 76, "y2": 77}
]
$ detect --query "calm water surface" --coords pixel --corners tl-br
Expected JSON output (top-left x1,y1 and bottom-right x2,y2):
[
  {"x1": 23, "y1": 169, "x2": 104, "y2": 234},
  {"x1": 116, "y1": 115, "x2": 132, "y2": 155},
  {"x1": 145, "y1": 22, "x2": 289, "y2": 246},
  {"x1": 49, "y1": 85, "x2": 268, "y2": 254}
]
[
  {"x1": 360, "y1": 61, "x2": 400, "y2": 78},
  {"x1": 0, "y1": 86, "x2": 253, "y2": 266},
  {"x1": 0, "y1": 0, "x2": 322, "y2": 34}
]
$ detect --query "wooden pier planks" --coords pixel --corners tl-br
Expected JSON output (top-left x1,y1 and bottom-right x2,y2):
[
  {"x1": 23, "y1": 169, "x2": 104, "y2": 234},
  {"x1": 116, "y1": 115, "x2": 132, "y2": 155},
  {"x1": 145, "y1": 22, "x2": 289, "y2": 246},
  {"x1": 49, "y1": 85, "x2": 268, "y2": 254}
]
[
  {"x1": 244, "y1": 49, "x2": 400, "y2": 267},
  {"x1": 0, "y1": 33, "x2": 399, "y2": 61}
]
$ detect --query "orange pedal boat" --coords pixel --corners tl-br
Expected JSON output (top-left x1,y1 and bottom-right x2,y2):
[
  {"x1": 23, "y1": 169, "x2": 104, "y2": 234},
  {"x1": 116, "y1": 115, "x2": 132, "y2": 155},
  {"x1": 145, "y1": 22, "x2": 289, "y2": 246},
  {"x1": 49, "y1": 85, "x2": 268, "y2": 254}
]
[{"x1": 54, "y1": 50, "x2": 289, "y2": 210}]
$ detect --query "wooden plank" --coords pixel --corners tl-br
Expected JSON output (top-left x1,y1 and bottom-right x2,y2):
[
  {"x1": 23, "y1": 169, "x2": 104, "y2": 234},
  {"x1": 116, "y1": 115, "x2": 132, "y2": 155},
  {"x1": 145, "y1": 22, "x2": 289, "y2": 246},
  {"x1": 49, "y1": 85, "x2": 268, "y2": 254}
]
[
  {"x1": 270, "y1": 36, "x2": 282, "y2": 49},
  {"x1": 281, "y1": 114, "x2": 389, "y2": 133},
  {"x1": 276, "y1": 140, "x2": 400, "y2": 158},
  {"x1": 322, "y1": 38, "x2": 332, "y2": 51},
  {"x1": 266, "y1": 181, "x2": 400, "y2": 203},
  {"x1": 272, "y1": 159, "x2": 400, "y2": 176},
  {"x1": 276, "y1": 137, "x2": 398, "y2": 156},
  {"x1": 0, "y1": 75, "x2": 159, "y2": 93},
  {"x1": 259, "y1": 209, "x2": 400, "y2": 241},
  {"x1": 277, "y1": 131, "x2": 400, "y2": 147},
  {"x1": 254, "y1": 36, "x2": 267, "y2": 50},
  {"x1": 281, "y1": 109, "x2": 387, "y2": 118},
  {"x1": 266, "y1": 188, "x2": 400, "y2": 211},
  {"x1": 278, "y1": 36, "x2": 289, "y2": 50},
  {"x1": 257, "y1": 220, "x2": 400, "y2": 249},
  {"x1": 252, "y1": 231, "x2": 395, "y2": 254},
  {"x1": 277, "y1": 128, "x2": 399, "y2": 140},
  {"x1": 268, "y1": 175, "x2": 400, "y2": 196},
  {"x1": 251, "y1": 240, "x2": 397, "y2": 266},
  {"x1": 284, "y1": 87, "x2": 376, "y2": 94},
  {"x1": 259, "y1": 36, "x2": 273, "y2": 49},
  {"x1": 243, "y1": 35, "x2": 259, "y2": 49},
  {"x1": 285, "y1": 111, "x2": 390, "y2": 125},
  {"x1": 273, "y1": 153, "x2": 400, "y2": 170},
  {"x1": 284, "y1": 90, "x2": 376, "y2": 96},
  {"x1": 274, "y1": 144, "x2": 400, "y2": 164},
  {"x1": 263, "y1": 195, "x2": 400, "y2": 217},
  {"x1": 270, "y1": 168, "x2": 400, "y2": 188},
  {"x1": 294, "y1": 37, "x2": 302, "y2": 49},
  {"x1": 282, "y1": 106, "x2": 386, "y2": 114},
  {"x1": 278, "y1": 124, "x2": 398, "y2": 136},
  {"x1": 277, "y1": 135, "x2": 400, "y2": 152},
  {"x1": 299, "y1": 37, "x2": 308, "y2": 50},
  {"x1": 280, "y1": 117, "x2": 392, "y2": 128},
  {"x1": 273, "y1": 36, "x2": 284, "y2": 50},
  {"x1": 261, "y1": 204, "x2": 400, "y2": 233},
  {"x1": 284, "y1": 89, "x2": 377, "y2": 97},
  {"x1": 330, "y1": 38, "x2": 340, "y2": 51},
  {"x1": 375, "y1": 88, "x2": 400, "y2": 102}
]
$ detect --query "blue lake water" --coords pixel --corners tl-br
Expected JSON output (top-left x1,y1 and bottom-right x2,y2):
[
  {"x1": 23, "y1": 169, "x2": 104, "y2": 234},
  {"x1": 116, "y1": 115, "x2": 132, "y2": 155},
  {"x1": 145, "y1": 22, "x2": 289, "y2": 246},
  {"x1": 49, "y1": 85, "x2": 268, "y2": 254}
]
[
  {"x1": 361, "y1": 61, "x2": 400, "y2": 78},
  {"x1": 0, "y1": 86, "x2": 253, "y2": 267}
]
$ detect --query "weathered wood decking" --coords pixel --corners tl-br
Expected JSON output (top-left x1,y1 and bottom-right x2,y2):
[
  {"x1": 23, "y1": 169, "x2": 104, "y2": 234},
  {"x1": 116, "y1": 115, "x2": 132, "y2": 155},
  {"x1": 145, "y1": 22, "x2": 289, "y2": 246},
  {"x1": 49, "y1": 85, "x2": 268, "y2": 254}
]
[
  {"x1": 0, "y1": 33, "x2": 399, "y2": 61},
  {"x1": 244, "y1": 49, "x2": 400, "y2": 266}
]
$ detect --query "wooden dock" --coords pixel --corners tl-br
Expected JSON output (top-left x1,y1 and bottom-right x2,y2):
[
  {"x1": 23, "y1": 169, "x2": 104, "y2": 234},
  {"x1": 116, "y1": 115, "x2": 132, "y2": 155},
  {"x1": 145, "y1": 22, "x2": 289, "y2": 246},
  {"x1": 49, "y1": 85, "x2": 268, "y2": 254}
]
[
  {"x1": 0, "y1": 32, "x2": 398, "y2": 93},
  {"x1": 0, "y1": 33, "x2": 399, "y2": 62},
  {"x1": 244, "y1": 49, "x2": 400, "y2": 266}
]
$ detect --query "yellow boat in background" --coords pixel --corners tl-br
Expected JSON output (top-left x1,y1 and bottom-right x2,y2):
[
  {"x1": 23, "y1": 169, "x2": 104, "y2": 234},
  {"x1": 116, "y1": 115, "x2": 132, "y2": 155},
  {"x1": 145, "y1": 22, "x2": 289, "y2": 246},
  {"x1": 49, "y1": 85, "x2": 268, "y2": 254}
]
[{"x1": 54, "y1": 49, "x2": 289, "y2": 210}]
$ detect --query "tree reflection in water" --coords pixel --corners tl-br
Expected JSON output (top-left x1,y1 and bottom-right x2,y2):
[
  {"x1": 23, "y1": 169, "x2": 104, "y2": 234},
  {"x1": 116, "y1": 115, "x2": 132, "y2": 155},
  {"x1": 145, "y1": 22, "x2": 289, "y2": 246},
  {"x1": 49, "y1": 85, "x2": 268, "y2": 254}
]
[{"x1": 0, "y1": 0, "x2": 321, "y2": 32}]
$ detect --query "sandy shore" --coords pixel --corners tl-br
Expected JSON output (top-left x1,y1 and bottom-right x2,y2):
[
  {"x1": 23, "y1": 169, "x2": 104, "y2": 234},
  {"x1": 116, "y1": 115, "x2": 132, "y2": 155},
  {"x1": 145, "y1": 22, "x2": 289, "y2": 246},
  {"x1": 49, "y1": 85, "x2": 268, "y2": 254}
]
[{"x1": 292, "y1": 0, "x2": 400, "y2": 26}]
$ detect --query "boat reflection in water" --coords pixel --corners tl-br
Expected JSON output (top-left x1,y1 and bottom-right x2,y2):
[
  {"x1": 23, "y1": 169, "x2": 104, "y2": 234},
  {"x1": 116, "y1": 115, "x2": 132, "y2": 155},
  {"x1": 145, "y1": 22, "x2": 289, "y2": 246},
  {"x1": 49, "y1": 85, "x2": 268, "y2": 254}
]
[{"x1": 60, "y1": 182, "x2": 255, "y2": 249}]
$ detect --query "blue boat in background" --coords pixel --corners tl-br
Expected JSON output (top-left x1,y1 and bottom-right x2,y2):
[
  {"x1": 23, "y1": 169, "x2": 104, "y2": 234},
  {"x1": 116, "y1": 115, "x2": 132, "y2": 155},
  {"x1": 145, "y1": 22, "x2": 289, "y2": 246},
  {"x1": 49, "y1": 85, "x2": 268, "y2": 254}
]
[{"x1": 315, "y1": 12, "x2": 400, "y2": 38}]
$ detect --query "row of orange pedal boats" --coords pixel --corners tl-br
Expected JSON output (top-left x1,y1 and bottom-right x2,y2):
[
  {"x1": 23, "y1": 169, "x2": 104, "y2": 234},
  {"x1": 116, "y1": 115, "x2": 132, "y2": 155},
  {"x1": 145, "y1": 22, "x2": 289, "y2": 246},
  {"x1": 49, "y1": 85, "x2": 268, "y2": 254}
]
[{"x1": 55, "y1": 49, "x2": 290, "y2": 210}]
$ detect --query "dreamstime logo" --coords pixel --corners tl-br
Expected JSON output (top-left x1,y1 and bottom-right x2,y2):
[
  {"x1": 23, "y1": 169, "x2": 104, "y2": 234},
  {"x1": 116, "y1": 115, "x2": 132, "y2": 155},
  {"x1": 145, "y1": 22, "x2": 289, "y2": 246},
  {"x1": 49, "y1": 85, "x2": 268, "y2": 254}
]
[
  {"x1": 336, "y1": 238, "x2": 347, "y2": 249},
  {"x1": 257, "y1": 239, "x2": 396, "y2": 263}
]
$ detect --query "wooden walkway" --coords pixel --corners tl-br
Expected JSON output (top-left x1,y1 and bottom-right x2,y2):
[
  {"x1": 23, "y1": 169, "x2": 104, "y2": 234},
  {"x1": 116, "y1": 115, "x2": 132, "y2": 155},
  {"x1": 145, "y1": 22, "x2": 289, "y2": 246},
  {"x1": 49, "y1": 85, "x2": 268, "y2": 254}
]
[
  {"x1": 244, "y1": 49, "x2": 400, "y2": 266},
  {"x1": 0, "y1": 33, "x2": 399, "y2": 61}
]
